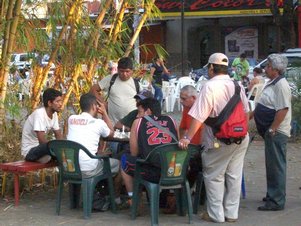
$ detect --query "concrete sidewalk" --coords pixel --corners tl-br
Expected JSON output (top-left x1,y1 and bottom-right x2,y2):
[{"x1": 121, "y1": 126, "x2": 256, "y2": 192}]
[{"x1": 0, "y1": 139, "x2": 300, "y2": 226}]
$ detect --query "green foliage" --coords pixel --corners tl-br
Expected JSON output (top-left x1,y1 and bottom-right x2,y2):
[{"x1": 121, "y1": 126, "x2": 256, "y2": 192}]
[
  {"x1": 4, "y1": 86, "x2": 22, "y2": 120},
  {"x1": 287, "y1": 67, "x2": 301, "y2": 136},
  {"x1": 0, "y1": 84, "x2": 28, "y2": 162},
  {"x1": 291, "y1": 69, "x2": 301, "y2": 136}
]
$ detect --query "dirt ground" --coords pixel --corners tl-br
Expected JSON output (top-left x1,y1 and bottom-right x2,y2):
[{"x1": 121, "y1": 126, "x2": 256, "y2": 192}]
[{"x1": 0, "y1": 138, "x2": 300, "y2": 226}]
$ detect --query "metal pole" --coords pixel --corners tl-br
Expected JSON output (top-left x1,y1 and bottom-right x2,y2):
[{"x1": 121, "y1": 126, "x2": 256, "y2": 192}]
[{"x1": 181, "y1": 0, "x2": 185, "y2": 77}]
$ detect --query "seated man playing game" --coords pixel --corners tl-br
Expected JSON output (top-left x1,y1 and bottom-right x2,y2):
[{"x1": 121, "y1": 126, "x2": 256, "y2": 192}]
[{"x1": 121, "y1": 98, "x2": 178, "y2": 203}]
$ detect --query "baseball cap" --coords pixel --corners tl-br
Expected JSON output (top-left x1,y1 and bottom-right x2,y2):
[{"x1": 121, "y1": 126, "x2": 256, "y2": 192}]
[
  {"x1": 205, "y1": 53, "x2": 229, "y2": 67},
  {"x1": 134, "y1": 89, "x2": 154, "y2": 100}
]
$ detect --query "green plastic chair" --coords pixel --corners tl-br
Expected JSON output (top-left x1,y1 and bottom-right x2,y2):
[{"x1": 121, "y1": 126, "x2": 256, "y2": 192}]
[
  {"x1": 131, "y1": 143, "x2": 199, "y2": 226},
  {"x1": 48, "y1": 140, "x2": 116, "y2": 219}
]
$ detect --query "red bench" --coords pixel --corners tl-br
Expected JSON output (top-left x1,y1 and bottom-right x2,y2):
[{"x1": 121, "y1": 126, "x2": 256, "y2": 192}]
[{"x1": 0, "y1": 160, "x2": 57, "y2": 206}]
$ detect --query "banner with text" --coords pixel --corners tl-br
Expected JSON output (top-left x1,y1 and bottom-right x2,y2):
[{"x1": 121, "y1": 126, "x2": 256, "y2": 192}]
[
  {"x1": 225, "y1": 27, "x2": 258, "y2": 60},
  {"x1": 155, "y1": 0, "x2": 284, "y2": 17}
]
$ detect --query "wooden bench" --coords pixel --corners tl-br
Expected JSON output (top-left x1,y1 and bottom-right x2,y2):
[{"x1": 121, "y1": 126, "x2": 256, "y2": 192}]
[{"x1": 0, "y1": 160, "x2": 57, "y2": 206}]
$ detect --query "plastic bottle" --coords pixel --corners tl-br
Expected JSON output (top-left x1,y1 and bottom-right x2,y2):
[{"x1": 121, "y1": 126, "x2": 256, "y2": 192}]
[
  {"x1": 167, "y1": 153, "x2": 176, "y2": 177},
  {"x1": 62, "y1": 150, "x2": 68, "y2": 170}
]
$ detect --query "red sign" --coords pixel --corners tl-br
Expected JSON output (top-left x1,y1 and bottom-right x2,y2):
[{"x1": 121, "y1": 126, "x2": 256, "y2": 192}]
[{"x1": 155, "y1": 0, "x2": 284, "y2": 13}]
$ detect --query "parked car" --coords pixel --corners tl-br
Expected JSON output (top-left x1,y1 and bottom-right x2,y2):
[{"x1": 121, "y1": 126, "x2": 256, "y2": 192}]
[
  {"x1": 255, "y1": 51, "x2": 301, "y2": 96},
  {"x1": 10, "y1": 52, "x2": 37, "y2": 70},
  {"x1": 255, "y1": 52, "x2": 301, "y2": 78},
  {"x1": 245, "y1": 58, "x2": 258, "y2": 79},
  {"x1": 284, "y1": 48, "x2": 301, "y2": 53},
  {"x1": 189, "y1": 57, "x2": 258, "y2": 82},
  {"x1": 39, "y1": 54, "x2": 56, "y2": 75},
  {"x1": 189, "y1": 67, "x2": 209, "y2": 82}
]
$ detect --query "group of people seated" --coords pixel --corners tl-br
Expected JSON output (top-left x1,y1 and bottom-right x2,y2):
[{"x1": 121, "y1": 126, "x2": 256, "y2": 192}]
[
  {"x1": 20, "y1": 52, "x2": 291, "y2": 222},
  {"x1": 21, "y1": 86, "x2": 196, "y2": 213},
  {"x1": 20, "y1": 57, "x2": 201, "y2": 214}
]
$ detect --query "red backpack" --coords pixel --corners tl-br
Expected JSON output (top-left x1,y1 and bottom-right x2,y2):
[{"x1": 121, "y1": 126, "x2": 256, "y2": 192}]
[{"x1": 205, "y1": 81, "x2": 248, "y2": 145}]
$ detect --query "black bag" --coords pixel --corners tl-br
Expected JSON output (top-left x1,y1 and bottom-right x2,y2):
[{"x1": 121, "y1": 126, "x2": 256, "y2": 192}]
[
  {"x1": 92, "y1": 191, "x2": 110, "y2": 212},
  {"x1": 93, "y1": 180, "x2": 110, "y2": 211}
]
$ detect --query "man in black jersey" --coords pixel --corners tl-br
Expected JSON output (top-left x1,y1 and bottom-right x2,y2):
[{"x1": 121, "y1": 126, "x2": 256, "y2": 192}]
[{"x1": 120, "y1": 98, "x2": 178, "y2": 202}]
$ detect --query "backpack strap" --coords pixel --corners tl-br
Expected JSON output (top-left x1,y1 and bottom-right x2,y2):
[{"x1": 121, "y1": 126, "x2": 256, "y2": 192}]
[
  {"x1": 106, "y1": 74, "x2": 140, "y2": 101},
  {"x1": 106, "y1": 73, "x2": 118, "y2": 101},
  {"x1": 133, "y1": 78, "x2": 140, "y2": 94}
]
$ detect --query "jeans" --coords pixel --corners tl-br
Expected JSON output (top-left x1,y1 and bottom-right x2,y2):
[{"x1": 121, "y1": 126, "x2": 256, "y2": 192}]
[
  {"x1": 264, "y1": 131, "x2": 288, "y2": 208},
  {"x1": 152, "y1": 83, "x2": 163, "y2": 105}
]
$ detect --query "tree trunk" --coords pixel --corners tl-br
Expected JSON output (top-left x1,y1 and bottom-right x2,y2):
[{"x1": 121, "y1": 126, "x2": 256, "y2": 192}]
[
  {"x1": 282, "y1": 0, "x2": 296, "y2": 48},
  {"x1": 124, "y1": 0, "x2": 156, "y2": 57},
  {"x1": 270, "y1": 0, "x2": 297, "y2": 51},
  {"x1": 31, "y1": 0, "x2": 83, "y2": 110},
  {"x1": 110, "y1": 1, "x2": 127, "y2": 43},
  {"x1": 0, "y1": 0, "x2": 22, "y2": 142},
  {"x1": 86, "y1": 0, "x2": 113, "y2": 82}
]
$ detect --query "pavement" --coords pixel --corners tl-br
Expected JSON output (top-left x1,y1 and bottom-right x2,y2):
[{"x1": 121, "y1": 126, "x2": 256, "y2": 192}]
[{"x1": 0, "y1": 111, "x2": 301, "y2": 226}]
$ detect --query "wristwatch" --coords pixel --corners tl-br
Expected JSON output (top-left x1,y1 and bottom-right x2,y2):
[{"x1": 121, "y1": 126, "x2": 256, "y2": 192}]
[
  {"x1": 268, "y1": 128, "x2": 275, "y2": 135},
  {"x1": 183, "y1": 135, "x2": 191, "y2": 141}
]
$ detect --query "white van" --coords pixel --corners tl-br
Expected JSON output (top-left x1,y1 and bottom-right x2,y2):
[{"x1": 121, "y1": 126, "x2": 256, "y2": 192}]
[
  {"x1": 255, "y1": 52, "x2": 301, "y2": 96},
  {"x1": 255, "y1": 52, "x2": 301, "y2": 81}
]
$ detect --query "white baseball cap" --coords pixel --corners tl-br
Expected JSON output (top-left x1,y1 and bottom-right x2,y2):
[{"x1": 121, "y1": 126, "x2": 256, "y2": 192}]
[{"x1": 205, "y1": 53, "x2": 229, "y2": 67}]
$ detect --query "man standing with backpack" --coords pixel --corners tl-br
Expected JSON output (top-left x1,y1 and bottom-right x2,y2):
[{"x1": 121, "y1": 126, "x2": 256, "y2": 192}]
[
  {"x1": 178, "y1": 53, "x2": 250, "y2": 223},
  {"x1": 90, "y1": 57, "x2": 140, "y2": 124}
]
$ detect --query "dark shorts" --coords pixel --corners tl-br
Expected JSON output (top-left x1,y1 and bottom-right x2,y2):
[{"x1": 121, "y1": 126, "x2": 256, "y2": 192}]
[
  {"x1": 121, "y1": 153, "x2": 161, "y2": 183},
  {"x1": 25, "y1": 143, "x2": 54, "y2": 162}
]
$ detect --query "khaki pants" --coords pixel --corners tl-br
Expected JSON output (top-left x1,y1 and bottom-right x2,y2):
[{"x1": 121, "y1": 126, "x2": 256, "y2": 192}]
[{"x1": 202, "y1": 135, "x2": 249, "y2": 222}]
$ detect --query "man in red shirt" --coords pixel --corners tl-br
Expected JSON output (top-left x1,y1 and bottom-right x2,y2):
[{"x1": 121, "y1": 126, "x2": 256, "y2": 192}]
[
  {"x1": 179, "y1": 85, "x2": 203, "y2": 144},
  {"x1": 163, "y1": 85, "x2": 204, "y2": 214}
]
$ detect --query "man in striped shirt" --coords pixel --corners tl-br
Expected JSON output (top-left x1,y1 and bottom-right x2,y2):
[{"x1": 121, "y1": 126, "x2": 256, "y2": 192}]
[{"x1": 178, "y1": 53, "x2": 249, "y2": 223}]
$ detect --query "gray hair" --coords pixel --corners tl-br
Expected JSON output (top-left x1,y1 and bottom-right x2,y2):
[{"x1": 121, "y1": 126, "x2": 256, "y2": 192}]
[
  {"x1": 180, "y1": 85, "x2": 197, "y2": 97},
  {"x1": 267, "y1": 54, "x2": 288, "y2": 74}
]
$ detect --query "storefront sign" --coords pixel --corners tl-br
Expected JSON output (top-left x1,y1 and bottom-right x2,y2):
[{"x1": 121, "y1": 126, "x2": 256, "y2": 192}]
[
  {"x1": 155, "y1": 0, "x2": 284, "y2": 17},
  {"x1": 225, "y1": 27, "x2": 258, "y2": 59}
]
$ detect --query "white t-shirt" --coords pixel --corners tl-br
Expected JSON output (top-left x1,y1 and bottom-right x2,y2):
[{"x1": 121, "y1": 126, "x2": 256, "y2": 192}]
[
  {"x1": 21, "y1": 107, "x2": 60, "y2": 157},
  {"x1": 189, "y1": 75, "x2": 249, "y2": 149},
  {"x1": 67, "y1": 112, "x2": 111, "y2": 171},
  {"x1": 98, "y1": 74, "x2": 137, "y2": 124}
]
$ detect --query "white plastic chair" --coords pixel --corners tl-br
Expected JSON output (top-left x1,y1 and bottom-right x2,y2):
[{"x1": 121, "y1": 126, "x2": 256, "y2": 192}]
[
  {"x1": 139, "y1": 79, "x2": 150, "y2": 90},
  {"x1": 170, "y1": 76, "x2": 196, "y2": 112},
  {"x1": 195, "y1": 76, "x2": 208, "y2": 93},
  {"x1": 162, "y1": 81, "x2": 176, "y2": 112},
  {"x1": 247, "y1": 83, "x2": 264, "y2": 111}
]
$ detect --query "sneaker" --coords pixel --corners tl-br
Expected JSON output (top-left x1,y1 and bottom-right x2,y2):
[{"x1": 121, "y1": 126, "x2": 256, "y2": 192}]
[
  {"x1": 117, "y1": 198, "x2": 131, "y2": 210},
  {"x1": 200, "y1": 212, "x2": 215, "y2": 222},
  {"x1": 128, "y1": 196, "x2": 146, "y2": 216},
  {"x1": 100, "y1": 197, "x2": 111, "y2": 211}
]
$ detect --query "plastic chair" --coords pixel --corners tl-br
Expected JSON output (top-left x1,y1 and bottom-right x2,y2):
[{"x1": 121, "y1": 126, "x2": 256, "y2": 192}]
[
  {"x1": 48, "y1": 140, "x2": 116, "y2": 219},
  {"x1": 195, "y1": 76, "x2": 208, "y2": 93},
  {"x1": 131, "y1": 143, "x2": 199, "y2": 226},
  {"x1": 247, "y1": 83, "x2": 264, "y2": 111},
  {"x1": 162, "y1": 81, "x2": 175, "y2": 112},
  {"x1": 171, "y1": 76, "x2": 196, "y2": 112}
]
